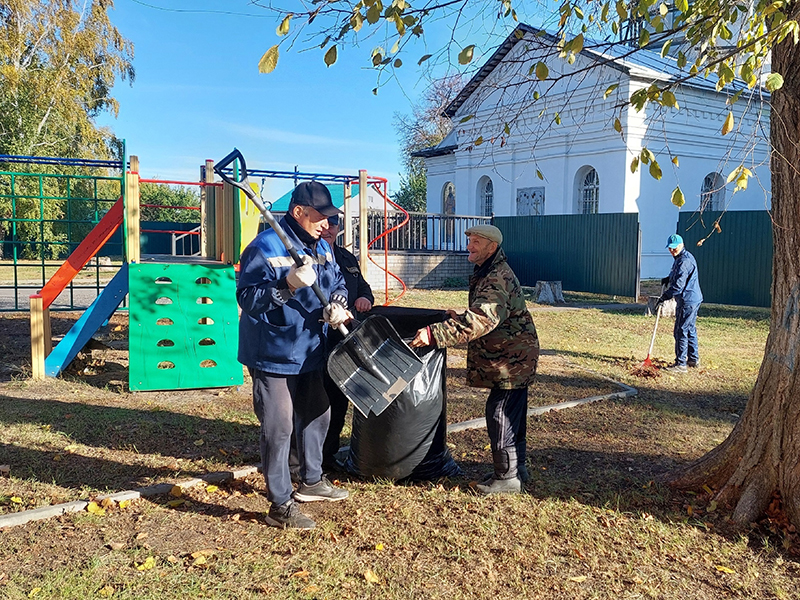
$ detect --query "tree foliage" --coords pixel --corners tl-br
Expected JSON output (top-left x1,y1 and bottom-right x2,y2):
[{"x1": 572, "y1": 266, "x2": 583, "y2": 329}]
[
  {"x1": 0, "y1": 0, "x2": 134, "y2": 158},
  {"x1": 0, "y1": 0, "x2": 133, "y2": 257},
  {"x1": 140, "y1": 183, "x2": 201, "y2": 223}
]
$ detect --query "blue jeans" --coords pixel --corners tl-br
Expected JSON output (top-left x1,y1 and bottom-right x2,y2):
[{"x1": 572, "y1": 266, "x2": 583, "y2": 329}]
[{"x1": 674, "y1": 301, "x2": 701, "y2": 366}]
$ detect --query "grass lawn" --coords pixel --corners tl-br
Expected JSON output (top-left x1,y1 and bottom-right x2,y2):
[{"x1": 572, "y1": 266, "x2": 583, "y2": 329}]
[{"x1": 1, "y1": 290, "x2": 798, "y2": 599}]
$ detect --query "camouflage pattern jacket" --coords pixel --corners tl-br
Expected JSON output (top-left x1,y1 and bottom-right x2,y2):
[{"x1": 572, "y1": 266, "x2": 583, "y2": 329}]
[{"x1": 429, "y1": 248, "x2": 539, "y2": 389}]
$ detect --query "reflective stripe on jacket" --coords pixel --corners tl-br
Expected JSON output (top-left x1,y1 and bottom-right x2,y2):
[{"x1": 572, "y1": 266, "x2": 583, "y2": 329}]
[{"x1": 237, "y1": 217, "x2": 347, "y2": 375}]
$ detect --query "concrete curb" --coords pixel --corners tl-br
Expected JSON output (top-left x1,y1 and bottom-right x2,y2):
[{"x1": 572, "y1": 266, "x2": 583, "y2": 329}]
[
  {"x1": 1, "y1": 366, "x2": 637, "y2": 530},
  {"x1": 0, "y1": 466, "x2": 259, "y2": 530},
  {"x1": 447, "y1": 365, "x2": 638, "y2": 434}
]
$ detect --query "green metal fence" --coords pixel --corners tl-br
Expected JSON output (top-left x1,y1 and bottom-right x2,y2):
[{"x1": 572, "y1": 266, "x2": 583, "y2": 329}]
[
  {"x1": 496, "y1": 213, "x2": 641, "y2": 299},
  {"x1": 0, "y1": 161, "x2": 124, "y2": 311},
  {"x1": 678, "y1": 210, "x2": 772, "y2": 307}
]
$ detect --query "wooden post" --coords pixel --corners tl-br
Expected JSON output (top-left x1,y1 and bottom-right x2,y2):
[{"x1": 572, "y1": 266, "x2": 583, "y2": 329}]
[
  {"x1": 125, "y1": 155, "x2": 141, "y2": 264},
  {"x1": 202, "y1": 159, "x2": 216, "y2": 259},
  {"x1": 30, "y1": 295, "x2": 47, "y2": 379},
  {"x1": 358, "y1": 170, "x2": 368, "y2": 272},
  {"x1": 219, "y1": 182, "x2": 235, "y2": 264},
  {"x1": 343, "y1": 182, "x2": 353, "y2": 249}
]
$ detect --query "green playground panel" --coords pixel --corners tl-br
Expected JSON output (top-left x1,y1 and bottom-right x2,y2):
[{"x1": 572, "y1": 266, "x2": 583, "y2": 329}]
[{"x1": 128, "y1": 263, "x2": 243, "y2": 391}]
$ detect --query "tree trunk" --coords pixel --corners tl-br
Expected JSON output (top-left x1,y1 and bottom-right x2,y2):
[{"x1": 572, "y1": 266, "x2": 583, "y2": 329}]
[{"x1": 668, "y1": 37, "x2": 800, "y2": 528}]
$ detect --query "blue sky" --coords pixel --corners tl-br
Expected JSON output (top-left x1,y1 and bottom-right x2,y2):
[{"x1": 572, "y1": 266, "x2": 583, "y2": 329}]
[{"x1": 98, "y1": 1, "x2": 547, "y2": 202}]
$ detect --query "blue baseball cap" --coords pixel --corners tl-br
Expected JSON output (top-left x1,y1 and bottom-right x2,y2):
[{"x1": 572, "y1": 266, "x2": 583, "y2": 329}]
[{"x1": 666, "y1": 234, "x2": 683, "y2": 249}]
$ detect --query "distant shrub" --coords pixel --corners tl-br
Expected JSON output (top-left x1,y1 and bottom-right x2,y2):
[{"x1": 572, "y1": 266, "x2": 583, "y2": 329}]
[{"x1": 442, "y1": 276, "x2": 467, "y2": 288}]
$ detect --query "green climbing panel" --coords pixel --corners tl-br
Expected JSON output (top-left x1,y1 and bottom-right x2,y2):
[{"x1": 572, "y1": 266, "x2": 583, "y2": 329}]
[{"x1": 128, "y1": 263, "x2": 243, "y2": 391}]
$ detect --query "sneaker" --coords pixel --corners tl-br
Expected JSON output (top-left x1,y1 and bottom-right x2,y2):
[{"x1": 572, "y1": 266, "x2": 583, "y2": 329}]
[
  {"x1": 265, "y1": 499, "x2": 315, "y2": 529},
  {"x1": 665, "y1": 363, "x2": 688, "y2": 373},
  {"x1": 293, "y1": 476, "x2": 349, "y2": 503},
  {"x1": 687, "y1": 360, "x2": 700, "y2": 368},
  {"x1": 475, "y1": 476, "x2": 522, "y2": 495}
]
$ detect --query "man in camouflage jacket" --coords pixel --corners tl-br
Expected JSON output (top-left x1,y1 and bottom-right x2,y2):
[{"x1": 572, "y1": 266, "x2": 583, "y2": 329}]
[{"x1": 411, "y1": 224, "x2": 539, "y2": 494}]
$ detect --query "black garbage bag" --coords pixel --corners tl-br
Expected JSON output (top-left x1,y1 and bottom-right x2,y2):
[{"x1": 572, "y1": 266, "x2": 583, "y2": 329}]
[{"x1": 345, "y1": 345, "x2": 462, "y2": 480}]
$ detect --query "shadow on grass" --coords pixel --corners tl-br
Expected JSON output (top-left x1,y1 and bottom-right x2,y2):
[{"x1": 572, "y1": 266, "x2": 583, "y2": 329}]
[{"x1": 0, "y1": 393, "x2": 259, "y2": 491}]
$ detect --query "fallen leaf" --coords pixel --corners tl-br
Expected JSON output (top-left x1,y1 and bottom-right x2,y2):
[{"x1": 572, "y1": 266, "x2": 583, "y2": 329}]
[
  {"x1": 10, "y1": 497, "x2": 22, "y2": 504},
  {"x1": 302, "y1": 585, "x2": 320, "y2": 594},
  {"x1": 29, "y1": 587, "x2": 42, "y2": 597},
  {"x1": 169, "y1": 485, "x2": 183, "y2": 497},
  {"x1": 375, "y1": 543, "x2": 384, "y2": 551},
  {"x1": 715, "y1": 565, "x2": 735, "y2": 574},
  {"x1": 194, "y1": 439, "x2": 205, "y2": 447},
  {"x1": 291, "y1": 570, "x2": 310, "y2": 580},
  {"x1": 192, "y1": 556, "x2": 207, "y2": 566},
  {"x1": 166, "y1": 555, "x2": 180, "y2": 564},
  {"x1": 107, "y1": 542, "x2": 125, "y2": 551},
  {"x1": 119, "y1": 500, "x2": 131, "y2": 510},
  {"x1": 166, "y1": 499, "x2": 185, "y2": 508},
  {"x1": 364, "y1": 569, "x2": 381, "y2": 584},
  {"x1": 87, "y1": 502, "x2": 106, "y2": 516},
  {"x1": 135, "y1": 532, "x2": 148, "y2": 541},
  {"x1": 97, "y1": 584, "x2": 115, "y2": 597},
  {"x1": 100, "y1": 497, "x2": 116, "y2": 510},
  {"x1": 568, "y1": 575, "x2": 588, "y2": 582},
  {"x1": 190, "y1": 549, "x2": 215, "y2": 559},
  {"x1": 136, "y1": 556, "x2": 156, "y2": 571},
  {"x1": 206, "y1": 485, "x2": 219, "y2": 494}
]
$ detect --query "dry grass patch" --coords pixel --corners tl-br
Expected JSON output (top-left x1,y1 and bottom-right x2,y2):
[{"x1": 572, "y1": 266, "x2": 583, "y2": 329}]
[{"x1": 2, "y1": 292, "x2": 799, "y2": 599}]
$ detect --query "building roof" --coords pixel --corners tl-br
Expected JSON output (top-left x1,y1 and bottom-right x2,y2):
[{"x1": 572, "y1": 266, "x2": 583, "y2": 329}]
[{"x1": 444, "y1": 23, "x2": 752, "y2": 118}]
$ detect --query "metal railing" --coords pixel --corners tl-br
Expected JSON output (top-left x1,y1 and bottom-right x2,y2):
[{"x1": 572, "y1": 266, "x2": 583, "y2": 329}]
[
  {"x1": 261, "y1": 211, "x2": 491, "y2": 253},
  {"x1": 172, "y1": 225, "x2": 202, "y2": 256},
  {"x1": 1, "y1": 167, "x2": 124, "y2": 311},
  {"x1": 353, "y1": 211, "x2": 492, "y2": 252}
]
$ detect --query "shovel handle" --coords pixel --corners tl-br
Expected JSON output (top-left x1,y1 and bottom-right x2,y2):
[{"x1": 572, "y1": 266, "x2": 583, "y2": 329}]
[{"x1": 214, "y1": 148, "x2": 349, "y2": 336}]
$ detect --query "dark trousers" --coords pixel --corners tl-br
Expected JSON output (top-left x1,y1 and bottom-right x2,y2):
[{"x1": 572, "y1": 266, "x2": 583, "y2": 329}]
[
  {"x1": 485, "y1": 387, "x2": 528, "y2": 478},
  {"x1": 322, "y1": 372, "x2": 349, "y2": 464},
  {"x1": 249, "y1": 368, "x2": 330, "y2": 506},
  {"x1": 674, "y1": 300, "x2": 701, "y2": 366}
]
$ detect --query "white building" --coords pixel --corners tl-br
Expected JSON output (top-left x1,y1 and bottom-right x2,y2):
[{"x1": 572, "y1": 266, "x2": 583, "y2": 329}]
[{"x1": 417, "y1": 24, "x2": 771, "y2": 278}]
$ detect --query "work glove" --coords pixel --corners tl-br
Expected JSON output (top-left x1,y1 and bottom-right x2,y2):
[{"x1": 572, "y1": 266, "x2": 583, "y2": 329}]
[
  {"x1": 654, "y1": 297, "x2": 664, "y2": 313},
  {"x1": 286, "y1": 255, "x2": 316, "y2": 290},
  {"x1": 323, "y1": 302, "x2": 352, "y2": 329},
  {"x1": 660, "y1": 276, "x2": 670, "y2": 286}
]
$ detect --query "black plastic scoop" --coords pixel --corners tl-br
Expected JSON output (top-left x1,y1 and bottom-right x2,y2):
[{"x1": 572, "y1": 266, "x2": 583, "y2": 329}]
[{"x1": 214, "y1": 149, "x2": 423, "y2": 416}]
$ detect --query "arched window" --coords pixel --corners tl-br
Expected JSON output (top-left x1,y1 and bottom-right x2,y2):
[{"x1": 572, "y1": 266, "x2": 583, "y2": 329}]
[
  {"x1": 700, "y1": 172, "x2": 725, "y2": 210},
  {"x1": 577, "y1": 167, "x2": 599, "y2": 214},
  {"x1": 478, "y1": 176, "x2": 494, "y2": 216},
  {"x1": 442, "y1": 182, "x2": 456, "y2": 245},
  {"x1": 442, "y1": 182, "x2": 456, "y2": 215}
]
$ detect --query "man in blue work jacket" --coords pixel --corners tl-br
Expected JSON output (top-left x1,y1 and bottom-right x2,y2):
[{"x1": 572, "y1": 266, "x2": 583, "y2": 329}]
[
  {"x1": 237, "y1": 181, "x2": 352, "y2": 529},
  {"x1": 656, "y1": 234, "x2": 703, "y2": 373}
]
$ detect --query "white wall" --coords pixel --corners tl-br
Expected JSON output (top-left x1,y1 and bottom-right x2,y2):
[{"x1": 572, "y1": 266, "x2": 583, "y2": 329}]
[{"x1": 422, "y1": 30, "x2": 772, "y2": 279}]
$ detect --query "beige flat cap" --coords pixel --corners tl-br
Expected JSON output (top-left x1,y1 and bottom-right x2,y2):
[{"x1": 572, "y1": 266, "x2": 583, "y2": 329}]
[{"x1": 465, "y1": 224, "x2": 503, "y2": 244}]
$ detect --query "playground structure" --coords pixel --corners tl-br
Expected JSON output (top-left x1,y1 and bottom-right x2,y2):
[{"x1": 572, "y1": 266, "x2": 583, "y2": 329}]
[{"x1": 1, "y1": 149, "x2": 410, "y2": 391}]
